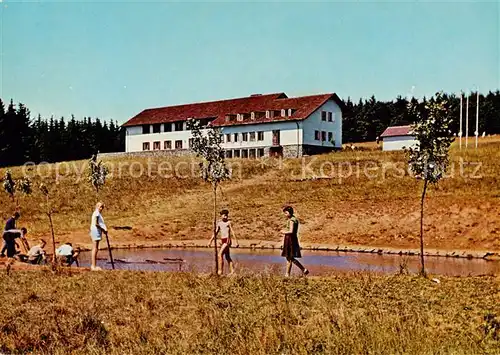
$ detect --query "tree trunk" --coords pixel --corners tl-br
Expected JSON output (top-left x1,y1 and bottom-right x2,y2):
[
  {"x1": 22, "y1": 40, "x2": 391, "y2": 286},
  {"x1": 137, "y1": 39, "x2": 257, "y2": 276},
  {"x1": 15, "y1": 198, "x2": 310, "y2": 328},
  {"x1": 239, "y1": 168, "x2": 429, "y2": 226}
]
[
  {"x1": 213, "y1": 185, "x2": 218, "y2": 275},
  {"x1": 48, "y1": 213, "x2": 56, "y2": 264},
  {"x1": 419, "y1": 179, "x2": 429, "y2": 277}
]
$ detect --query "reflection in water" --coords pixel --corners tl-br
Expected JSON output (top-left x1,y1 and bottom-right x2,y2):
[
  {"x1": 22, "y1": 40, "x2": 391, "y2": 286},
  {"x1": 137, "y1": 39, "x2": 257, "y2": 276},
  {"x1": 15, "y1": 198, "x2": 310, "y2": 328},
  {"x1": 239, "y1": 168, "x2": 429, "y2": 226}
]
[{"x1": 77, "y1": 248, "x2": 500, "y2": 276}]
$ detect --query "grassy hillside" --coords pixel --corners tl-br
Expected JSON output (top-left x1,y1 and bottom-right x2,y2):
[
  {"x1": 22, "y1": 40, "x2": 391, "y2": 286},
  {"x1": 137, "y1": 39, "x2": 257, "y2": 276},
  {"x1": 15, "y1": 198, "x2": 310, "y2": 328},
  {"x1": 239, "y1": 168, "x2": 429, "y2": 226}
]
[
  {"x1": 1, "y1": 136, "x2": 500, "y2": 252},
  {"x1": 0, "y1": 271, "x2": 498, "y2": 354}
]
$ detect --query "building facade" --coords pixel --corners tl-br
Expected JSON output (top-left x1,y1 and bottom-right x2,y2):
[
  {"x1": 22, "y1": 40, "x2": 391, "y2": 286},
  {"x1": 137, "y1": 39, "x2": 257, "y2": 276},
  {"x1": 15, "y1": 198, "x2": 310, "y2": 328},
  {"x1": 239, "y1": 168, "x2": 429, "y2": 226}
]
[{"x1": 123, "y1": 92, "x2": 344, "y2": 158}]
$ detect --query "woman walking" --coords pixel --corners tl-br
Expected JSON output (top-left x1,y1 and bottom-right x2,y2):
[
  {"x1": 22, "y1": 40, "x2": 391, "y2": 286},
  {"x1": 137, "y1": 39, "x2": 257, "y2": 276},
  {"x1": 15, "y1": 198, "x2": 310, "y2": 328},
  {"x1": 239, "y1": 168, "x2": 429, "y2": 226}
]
[
  {"x1": 89, "y1": 202, "x2": 108, "y2": 271},
  {"x1": 281, "y1": 206, "x2": 309, "y2": 277}
]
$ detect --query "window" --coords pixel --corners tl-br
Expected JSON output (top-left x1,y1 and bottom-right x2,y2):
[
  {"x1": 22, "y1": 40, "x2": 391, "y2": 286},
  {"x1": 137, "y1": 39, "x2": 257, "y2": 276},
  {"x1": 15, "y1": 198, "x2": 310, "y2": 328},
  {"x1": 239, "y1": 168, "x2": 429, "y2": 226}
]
[
  {"x1": 257, "y1": 131, "x2": 264, "y2": 141},
  {"x1": 321, "y1": 131, "x2": 327, "y2": 142},
  {"x1": 153, "y1": 124, "x2": 161, "y2": 133},
  {"x1": 249, "y1": 149, "x2": 256, "y2": 159},
  {"x1": 226, "y1": 134, "x2": 231, "y2": 143},
  {"x1": 241, "y1": 149, "x2": 248, "y2": 158},
  {"x1": 249, "y1": 132, "x2": 256, "y2": 142},
  {"x1": 257, "y1": 148, "x2": 265, "y2": 158},
  {"x1": 175, "y1": 140, "x2": 183, "y2": 149},
  {"x1": 226, "y1": 150, "x2": 233, "y2": 158},
  {"x1": 328, "y1": 132, "x2": 333, "y2": 143},
  {"x1": 164, "y1": 140, "x2": 172, "y2": 150},
  {"x1": 188, "y1": 138, "x2": 194, "y2": 148},
  {"x1": 321, "y1": 111, "x2": 327, "y2": 121},
  {"x1": 328, "y1": 112, "x2": 333, "y2": 122},
  {"x1": 315, "y1": 130, "x2": 320, "y2": 141},
  {"x1": 164, "y1": 123, "x2": 172, "y2": 132},
  {"x1": 281, "y1": 109, "x2": 286, "y2": 117},
  {"x1": 233, "y1": 150, "x2": 241, "y2": 158},
  {"x1": 142, "y1": 125, "x2": 150, "y2": 134},
  {"x1": 233, "y1": 133, "x2": 239, "y2": 142},
  {"x1": 242, "y1": 132, "x2": 248, "y2": 142},
  {"x1": 153, "y1": 141, "x2": 161, "y2": 150},
  {"x1": 142, "y1": 142, "x2": 150, "y2": 151},
  {"x1": 174, "y1": 122, "x2": 184, "y2": 131},
  {"x1": 272, "y1": 130, "x2": 280, "y2": 146}
]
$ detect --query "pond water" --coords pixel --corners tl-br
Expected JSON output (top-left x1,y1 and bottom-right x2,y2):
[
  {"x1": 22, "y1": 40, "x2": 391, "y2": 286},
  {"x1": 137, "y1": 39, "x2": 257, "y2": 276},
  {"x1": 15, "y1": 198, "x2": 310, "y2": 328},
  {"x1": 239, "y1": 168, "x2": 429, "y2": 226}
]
[{"x1": 77, "y1": 248, "x2": 500, "y2": 276}]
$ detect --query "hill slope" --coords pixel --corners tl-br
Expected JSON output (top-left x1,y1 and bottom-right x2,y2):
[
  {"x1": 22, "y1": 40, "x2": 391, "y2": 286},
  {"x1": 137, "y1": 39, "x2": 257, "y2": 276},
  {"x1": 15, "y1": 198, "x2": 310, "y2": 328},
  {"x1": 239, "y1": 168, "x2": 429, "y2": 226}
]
[{"x1": 1, "y1": 137, "x2": 499, "y2": 252}]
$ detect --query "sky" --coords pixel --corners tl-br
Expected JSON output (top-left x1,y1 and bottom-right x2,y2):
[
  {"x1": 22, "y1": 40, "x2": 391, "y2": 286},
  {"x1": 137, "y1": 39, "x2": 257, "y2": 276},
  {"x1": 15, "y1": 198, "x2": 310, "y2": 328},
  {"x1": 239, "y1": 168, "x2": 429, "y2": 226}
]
[{"x1": 0, "y1": 0, "x2": 498, "y2": 124}]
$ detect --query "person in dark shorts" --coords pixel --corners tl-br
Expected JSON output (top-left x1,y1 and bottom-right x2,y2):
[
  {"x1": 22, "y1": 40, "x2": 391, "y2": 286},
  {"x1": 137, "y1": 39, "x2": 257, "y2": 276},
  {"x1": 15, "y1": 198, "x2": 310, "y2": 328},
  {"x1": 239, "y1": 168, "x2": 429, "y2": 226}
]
[
  {"x1": 281, "y1": 206, "x2": 309, "y2": 277},
  {"x1": 56, "y1": 243, "x2": 80, "y2": 266},
  {"x1": 3, "y1": 227, "x2": 27, "y2": 259},
  {"x1": 1, "y1": 212, "x2": 20, "y2": 257},
  {"x1": 208, "y1": 209, "x2": 239, "y2": 275}
]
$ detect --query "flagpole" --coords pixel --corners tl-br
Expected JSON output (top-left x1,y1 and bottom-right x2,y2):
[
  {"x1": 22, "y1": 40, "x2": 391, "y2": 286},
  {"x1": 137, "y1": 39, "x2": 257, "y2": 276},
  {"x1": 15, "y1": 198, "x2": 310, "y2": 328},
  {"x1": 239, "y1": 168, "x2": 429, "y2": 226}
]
[
  {"x1": 466, "y1": 94, "x2": 469, "y2": 149},
  {"x1": 459, "y1": 93, "x2": 463, "y2": 150},
  {"x1": 475, "y1": 90, "x2": 479, "y2": 149}
]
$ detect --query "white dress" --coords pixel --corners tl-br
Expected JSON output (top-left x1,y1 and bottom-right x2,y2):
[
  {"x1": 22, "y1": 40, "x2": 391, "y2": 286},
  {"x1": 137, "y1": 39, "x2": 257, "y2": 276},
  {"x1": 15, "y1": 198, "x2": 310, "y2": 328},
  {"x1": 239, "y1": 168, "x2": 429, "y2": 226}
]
[{"x1": 90, "y1": 210, "x2": 107, "y2": 241}]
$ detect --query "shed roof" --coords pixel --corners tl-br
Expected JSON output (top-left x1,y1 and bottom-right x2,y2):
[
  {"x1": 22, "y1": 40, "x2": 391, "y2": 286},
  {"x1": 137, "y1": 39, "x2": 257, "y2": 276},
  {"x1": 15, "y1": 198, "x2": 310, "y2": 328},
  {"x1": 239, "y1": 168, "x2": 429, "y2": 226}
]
[{"x1": 380, "y1": 125, "x2": 414, "y2": 138}]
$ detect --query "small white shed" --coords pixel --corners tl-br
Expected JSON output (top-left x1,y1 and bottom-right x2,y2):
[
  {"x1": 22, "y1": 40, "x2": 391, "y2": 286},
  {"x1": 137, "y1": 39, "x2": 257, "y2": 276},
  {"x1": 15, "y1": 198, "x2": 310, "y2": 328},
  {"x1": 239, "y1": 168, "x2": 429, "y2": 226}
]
[{"x1": 380, "y1": 125, "x2": 418, "y2": 151}]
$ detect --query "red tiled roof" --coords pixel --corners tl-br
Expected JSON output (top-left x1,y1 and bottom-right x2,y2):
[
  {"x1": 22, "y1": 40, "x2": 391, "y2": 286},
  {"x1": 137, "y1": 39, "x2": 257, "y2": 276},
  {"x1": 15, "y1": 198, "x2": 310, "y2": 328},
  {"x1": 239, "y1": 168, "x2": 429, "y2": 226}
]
[
  {"x1": 122, "y1": 92, "x2": 344, "y2": 127},
  {"x1": 380, "y1": 125, "x2": 414, "y2": 138}
]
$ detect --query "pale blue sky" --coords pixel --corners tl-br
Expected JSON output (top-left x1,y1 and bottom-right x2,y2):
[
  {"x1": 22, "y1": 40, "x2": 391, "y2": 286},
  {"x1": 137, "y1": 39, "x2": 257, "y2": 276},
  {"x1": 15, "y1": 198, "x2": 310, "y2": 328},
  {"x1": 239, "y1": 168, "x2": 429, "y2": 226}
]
[{"x1": 1, "y1": 0, "x2": 498, "y2": 124}]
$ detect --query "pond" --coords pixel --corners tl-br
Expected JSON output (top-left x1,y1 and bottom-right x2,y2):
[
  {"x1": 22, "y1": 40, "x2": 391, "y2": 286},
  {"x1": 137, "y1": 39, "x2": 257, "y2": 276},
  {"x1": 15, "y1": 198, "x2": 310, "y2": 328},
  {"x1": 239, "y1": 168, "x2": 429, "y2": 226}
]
[{"x1": 77, "y1": 248, "x2": 500, "y2": 276}]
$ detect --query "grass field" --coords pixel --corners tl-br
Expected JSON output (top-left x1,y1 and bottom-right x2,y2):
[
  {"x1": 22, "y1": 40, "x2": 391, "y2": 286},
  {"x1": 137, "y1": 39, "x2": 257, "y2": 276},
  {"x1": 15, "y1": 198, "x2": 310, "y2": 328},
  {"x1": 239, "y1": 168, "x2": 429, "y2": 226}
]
[
  {"x1": 0, "y1": 271, "x2": 498, "y2": 354},
  {"x1": 1, "y1": 136, "x2": 500, "y2": 252}
]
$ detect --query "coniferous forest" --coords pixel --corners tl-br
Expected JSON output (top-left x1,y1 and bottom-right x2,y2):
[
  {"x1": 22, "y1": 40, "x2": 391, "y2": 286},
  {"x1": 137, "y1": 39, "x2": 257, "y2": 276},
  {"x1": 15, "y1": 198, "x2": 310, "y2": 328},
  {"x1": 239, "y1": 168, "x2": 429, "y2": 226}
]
[
  {"x1": 0, "y1": 98, "x2": 124, "y2": 167},
  {"x1": 1, "y1": 90, "x2": 500, "y2": 167}
]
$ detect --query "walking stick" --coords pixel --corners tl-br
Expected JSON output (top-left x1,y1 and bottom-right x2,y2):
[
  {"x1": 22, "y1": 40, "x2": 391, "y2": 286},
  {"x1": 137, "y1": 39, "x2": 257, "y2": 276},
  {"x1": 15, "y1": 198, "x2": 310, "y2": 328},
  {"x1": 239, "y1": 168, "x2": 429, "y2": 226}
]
[{"x1": 105, "y1": 232, "x2": 115, "y2": 270}]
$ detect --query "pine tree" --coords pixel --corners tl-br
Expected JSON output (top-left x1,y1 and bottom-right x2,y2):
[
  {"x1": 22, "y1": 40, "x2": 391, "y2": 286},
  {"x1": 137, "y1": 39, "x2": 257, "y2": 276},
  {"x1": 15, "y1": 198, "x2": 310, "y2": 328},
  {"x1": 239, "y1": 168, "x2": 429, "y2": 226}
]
[{"x1": 0, "y1": 99, "x2": 5, "y2": 165}]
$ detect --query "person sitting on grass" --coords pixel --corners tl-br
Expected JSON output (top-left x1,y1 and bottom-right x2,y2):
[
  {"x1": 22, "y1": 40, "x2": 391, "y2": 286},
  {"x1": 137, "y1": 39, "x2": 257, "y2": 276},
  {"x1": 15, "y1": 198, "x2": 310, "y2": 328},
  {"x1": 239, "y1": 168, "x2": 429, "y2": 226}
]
[
  {"x1": 208, "y1": 209, "x2": 239, "y2": 276},
  {"x1": 56, "y1": 242, "x2": 80, "y2": 267},
  {"x1": 27, "y1": 239, "x2": 47, "y2": 265},
  {"x1": 281, "y1": 206, "x2": 309, "y2": 277}
]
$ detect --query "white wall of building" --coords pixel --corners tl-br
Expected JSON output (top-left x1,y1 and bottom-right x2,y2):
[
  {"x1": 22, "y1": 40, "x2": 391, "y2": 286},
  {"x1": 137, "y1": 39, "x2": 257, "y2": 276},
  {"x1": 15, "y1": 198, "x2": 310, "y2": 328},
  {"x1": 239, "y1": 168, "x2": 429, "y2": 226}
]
[
  {"x1": 125, "y1": 124, "x2": 192, "y2": 152},
  {"x1": 382, "y1": 136, "x2": 418, "y2": 151},
  {"x1": 220, "y1": 121, "x2": 302, "y2": 149},
  {"x1": 125, "y1": 121, "x2": 302, "y2": 152},
  {"x1": 302, "y1": 99, "x2": 342, "y2": 148}
]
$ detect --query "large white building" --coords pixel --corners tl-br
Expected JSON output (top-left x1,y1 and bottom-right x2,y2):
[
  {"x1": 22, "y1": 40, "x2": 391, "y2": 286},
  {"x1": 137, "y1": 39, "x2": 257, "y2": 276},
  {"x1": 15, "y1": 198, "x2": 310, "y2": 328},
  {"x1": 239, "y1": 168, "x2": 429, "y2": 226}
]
[
  {"x1": 380, "y1": 125, "x2": 418, "y2": 151},
  {"x1": 122, "y1": 92, "x2": 344, "y2": 158}
]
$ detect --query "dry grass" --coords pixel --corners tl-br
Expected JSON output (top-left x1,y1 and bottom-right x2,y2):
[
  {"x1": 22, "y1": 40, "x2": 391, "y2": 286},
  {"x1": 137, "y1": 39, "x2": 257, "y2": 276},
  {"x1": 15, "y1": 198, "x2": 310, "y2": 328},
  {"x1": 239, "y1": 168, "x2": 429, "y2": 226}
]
[
  {"x1": 1, "y1": 136, "x2": 500, "y2": 252},
  {"x1": 0, "y1": 270, "x2": 498, "y2": 354}
]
